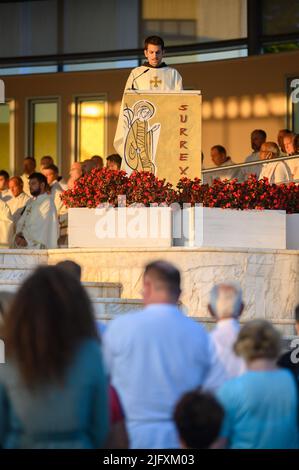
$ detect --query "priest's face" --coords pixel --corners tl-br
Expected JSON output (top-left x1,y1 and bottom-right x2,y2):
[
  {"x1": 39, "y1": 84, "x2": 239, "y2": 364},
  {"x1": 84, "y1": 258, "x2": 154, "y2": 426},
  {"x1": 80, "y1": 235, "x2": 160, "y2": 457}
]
[{"x1": 144, "y1": 44, "x2": 164, "y2": 67}]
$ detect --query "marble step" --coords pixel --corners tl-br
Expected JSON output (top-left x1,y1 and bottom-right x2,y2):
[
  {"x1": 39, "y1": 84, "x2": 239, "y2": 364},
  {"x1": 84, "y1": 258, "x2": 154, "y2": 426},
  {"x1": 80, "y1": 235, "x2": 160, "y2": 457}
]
[
  {"x1": 92, "y1": 297, "x2": 143, "y2": 318},
  {"x1": 0, "y1": 250, "x2": 47, "y2": 266},
  {"x1": 94, "y1": 308, "x2": 296, "y2": 340},
  {"x1": 0, "y1": 279, "x2": 122, "y2": 299},
  {"x1": 0, "y1": 264, "x2": 40, "y2": 281}
]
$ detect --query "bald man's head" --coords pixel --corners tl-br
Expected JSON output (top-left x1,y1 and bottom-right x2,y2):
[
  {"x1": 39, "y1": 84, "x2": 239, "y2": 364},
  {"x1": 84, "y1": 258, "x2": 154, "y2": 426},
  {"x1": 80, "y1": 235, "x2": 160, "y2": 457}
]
[
  {"x1": 259, "y1": 142, "x2": 280, "y2": 160},
  {"x1": 9, "y1": 176, "x2": 24, "y2": 198},
  {"x1": 69, "y1": 162, "x2": 82, "y2": 179}
]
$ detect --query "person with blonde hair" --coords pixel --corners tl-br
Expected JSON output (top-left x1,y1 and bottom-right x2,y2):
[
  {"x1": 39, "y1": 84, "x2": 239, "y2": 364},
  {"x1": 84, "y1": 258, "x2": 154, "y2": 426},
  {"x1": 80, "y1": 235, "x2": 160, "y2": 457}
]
[{"x1": 216, "y1": 320, "x2": 299, "y2": 449}]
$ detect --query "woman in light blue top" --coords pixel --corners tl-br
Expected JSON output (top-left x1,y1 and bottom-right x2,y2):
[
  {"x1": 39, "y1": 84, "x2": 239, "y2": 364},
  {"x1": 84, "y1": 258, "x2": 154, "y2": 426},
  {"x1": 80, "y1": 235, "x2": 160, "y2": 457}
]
[
  {"x1": 217, "y1": 319, "x2": 299, "y2": 449},
  {"x1": 0, "y1": 265, "x2": 108, "y2": 449}
]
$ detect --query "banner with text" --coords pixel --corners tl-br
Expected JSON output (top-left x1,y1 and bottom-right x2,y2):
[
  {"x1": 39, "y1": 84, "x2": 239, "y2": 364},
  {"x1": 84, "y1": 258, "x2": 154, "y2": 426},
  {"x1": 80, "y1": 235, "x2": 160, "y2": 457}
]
[{"x1": 122, "y1": 91, "x2": 202, "y2": 185}]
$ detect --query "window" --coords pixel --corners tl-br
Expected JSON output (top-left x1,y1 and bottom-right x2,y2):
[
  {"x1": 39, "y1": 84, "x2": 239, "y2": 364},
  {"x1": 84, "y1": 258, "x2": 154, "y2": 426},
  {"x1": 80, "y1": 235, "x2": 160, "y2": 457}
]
[
  {"x1": 141, "y1": 0, "x2": 247, "y2": 46},
  {"x1": 0, "y1": 101, "x2": 15, "y2": 174},
  {"x1": 262, "y1": 0, "x2": 299, "y2": 36},
  {"x1": 28, "y1": 99, "x2": 60, "y2": 168},
  {"x1": 74, "y1": 97, "x2": 106, "y2": 162}
]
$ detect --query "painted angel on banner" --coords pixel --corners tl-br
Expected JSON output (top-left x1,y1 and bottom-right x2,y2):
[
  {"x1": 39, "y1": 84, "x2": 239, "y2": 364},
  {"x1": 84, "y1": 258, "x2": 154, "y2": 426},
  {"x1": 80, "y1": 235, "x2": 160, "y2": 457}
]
[{"x1": 123, "y1": 100, "x2": 161, "y2": 174}]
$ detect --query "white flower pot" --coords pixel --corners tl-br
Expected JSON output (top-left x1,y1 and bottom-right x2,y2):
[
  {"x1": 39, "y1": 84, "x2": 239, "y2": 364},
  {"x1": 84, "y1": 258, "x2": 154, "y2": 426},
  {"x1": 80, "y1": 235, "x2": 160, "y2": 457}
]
[
  {"x1": 173, "y1": 206, "x2": 286, "y2": 249},
  {"x1": 68, "y1": 206, "x2": 172, "y2": 248},
  {"x1": 286, "y1": 214, "x2": 299, "y2": 249}
]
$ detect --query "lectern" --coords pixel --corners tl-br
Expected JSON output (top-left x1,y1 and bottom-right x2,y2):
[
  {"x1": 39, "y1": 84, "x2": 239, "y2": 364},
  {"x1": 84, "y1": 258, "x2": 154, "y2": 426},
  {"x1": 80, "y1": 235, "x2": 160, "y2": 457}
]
[{"x1": 117, "y1": 90, "x2": 202, "y2": 185}]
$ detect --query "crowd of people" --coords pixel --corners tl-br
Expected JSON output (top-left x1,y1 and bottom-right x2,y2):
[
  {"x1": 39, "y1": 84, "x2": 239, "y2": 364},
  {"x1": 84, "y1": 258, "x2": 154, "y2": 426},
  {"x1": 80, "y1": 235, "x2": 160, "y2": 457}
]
[
  {"x1": 0, "y1": 153, "x2": 122, "y2": 248},
  {"x1": 0, "y1": 127, "x2": 298, "y2": 249},
  {"x1": 203, "y1": 128, "x2": 299, "y2": 184},
  {"x1": 0, "y1": 259, "x2": 298, "y2": 449}
]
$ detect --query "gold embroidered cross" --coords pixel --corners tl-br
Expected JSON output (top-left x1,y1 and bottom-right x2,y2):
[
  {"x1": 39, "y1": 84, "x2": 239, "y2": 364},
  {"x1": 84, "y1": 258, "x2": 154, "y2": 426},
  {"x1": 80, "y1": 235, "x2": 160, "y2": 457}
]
[{"x1": 150, "y1": 76, "x2": 162, "y2": 88}]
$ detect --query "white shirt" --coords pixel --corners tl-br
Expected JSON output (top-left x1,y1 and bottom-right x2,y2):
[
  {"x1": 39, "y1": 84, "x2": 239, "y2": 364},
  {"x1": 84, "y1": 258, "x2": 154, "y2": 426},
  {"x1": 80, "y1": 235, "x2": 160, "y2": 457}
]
[
  {"x1": 20, "y1": 174, "x2": 31, "y2": 196},
  {"x1": 50, "y1": 180, "x2": 67, "y2": 216},
  {"x1": 14, "y1": 193, "x2": 58, "y2": 249},
  {"x1": 103, "y1": 303, "x2": 225, "y2": 449},
  {"x1": 7, "y1": 192, "x2": 30, "y2": 224},
  {"x1": 209, "y1": 318, "x2": 246, "y2": 381},
  {"x1": 245, "y1": 151, "x2": 260, "y2": 163},
  {"x1": 242, "y1": 151, "x2": 261, "y2": 179},
  {"x1": 0, "y1": 199, "x2": 13, "y2": 248},
  {"x1": 287, "y1": 157, "x2": 299, "y2": 181},
  {"x1": 0, "y1": 189, "x2": 12, "y2": 203},
  {"x1": 203, "y1": 157, "x2": 238, "y2": 185},
  {"x1": 259, "y1": 160, "x2": 292, "y2": 184},
  {"x1": 114, "y1": 64, "x2": 183, "y2": 158}
]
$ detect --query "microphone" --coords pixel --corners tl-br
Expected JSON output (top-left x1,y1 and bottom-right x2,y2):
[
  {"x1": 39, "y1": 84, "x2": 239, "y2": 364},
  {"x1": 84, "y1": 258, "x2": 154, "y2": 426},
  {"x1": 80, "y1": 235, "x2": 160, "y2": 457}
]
[{"x1": 130, "y1": 68, "x2": 149, "y2": 90}]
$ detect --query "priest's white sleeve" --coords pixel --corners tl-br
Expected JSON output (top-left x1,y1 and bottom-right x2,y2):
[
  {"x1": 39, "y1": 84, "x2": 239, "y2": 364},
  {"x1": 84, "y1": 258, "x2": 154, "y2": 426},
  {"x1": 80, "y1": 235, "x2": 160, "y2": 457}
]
[
  {"x1": 174, "y1": 70, "x2": 183, "y2": 90},
  {"x1": 0, "y1": 200, "x2": 14, "y2": 248},
  {"x1": 202, "y1": 336, "x2": 229, "y2": 392},
  {"x1": 113, "y1": 71, "x2": 135, "y2": 157}
]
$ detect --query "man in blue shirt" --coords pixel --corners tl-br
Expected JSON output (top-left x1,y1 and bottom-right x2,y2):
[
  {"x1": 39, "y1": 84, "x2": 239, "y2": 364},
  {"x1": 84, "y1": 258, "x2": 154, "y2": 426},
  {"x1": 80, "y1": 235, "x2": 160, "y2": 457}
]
[{"x1": 103, "y1": 260, "x2": 225, "y2": 449}]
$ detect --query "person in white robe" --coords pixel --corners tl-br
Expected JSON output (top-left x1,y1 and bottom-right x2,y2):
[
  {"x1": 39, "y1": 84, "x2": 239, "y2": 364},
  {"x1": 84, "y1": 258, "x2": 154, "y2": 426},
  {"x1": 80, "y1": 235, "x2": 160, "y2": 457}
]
[
  {"x1": 203, "y1": 145, "x2": 238, "y2": 184},
  {"x1": 42, "y1": 164, "x2": 66, "y2": 216},
  {"x1": 7, "y1": 176, "x2": 30, "y2": 224},
  {"x1": 0, "y1": 170, "x2": 12, "y2": 203},
  {"x1": 259, "y1": 141, "x2": 292, "y2": 184},
  {"x1": 42, "y1": 164, "x2": 67, "y2": 246},
  {"x1": 103, "y1": 260, "x2": 226, "y2": 449},
  {"x1": 0, "y1": 199, "x2": 13, "y2": 248},
  {"x1": 206, "y1": 283, "x2": 246, "y2": 385},
  {"x1": 13, "y1": 172, "x2": 58, "y2": 249},
  {"x1": 242, "y1": 129, "x2": 267, "y2": 180},
  {"x1": 114, "y1": 36, "x2": 183, "y2": 162},
  {"x1": 21, "y1": 157, "x2": 36, "y2": 196}
]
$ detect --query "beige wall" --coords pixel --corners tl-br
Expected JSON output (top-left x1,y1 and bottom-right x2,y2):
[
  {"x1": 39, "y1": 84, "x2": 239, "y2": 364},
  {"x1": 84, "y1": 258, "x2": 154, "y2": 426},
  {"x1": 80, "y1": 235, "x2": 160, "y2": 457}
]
[{"x1": 3, "y1": 49, "x2": 299, "y2": 177}]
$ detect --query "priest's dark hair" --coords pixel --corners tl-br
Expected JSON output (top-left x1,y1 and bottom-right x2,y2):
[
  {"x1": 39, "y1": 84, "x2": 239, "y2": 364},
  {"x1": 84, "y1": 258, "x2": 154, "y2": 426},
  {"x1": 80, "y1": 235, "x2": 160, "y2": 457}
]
[
  {"x1": 144, "y1": 260, "x2": 181, "y2": 301},
  {"x1": 28, "y1": 172, "x2": 47, "y2": 185},
  {"x1": 174, "y1": 390, "x2": 224, "y2": 449},
  {"x1": 1, "y1": 266, "x2": 98, "y2": 389},
  {"x1": 144, "y1": 36, "x2": 165, "y2": 50}
]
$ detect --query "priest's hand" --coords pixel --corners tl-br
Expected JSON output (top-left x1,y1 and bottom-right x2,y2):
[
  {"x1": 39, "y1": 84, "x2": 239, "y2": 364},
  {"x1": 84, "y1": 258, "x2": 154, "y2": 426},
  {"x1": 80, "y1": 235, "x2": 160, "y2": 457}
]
[{"x1": 15, "y1": 233, "x2": 28, "y2": 247}]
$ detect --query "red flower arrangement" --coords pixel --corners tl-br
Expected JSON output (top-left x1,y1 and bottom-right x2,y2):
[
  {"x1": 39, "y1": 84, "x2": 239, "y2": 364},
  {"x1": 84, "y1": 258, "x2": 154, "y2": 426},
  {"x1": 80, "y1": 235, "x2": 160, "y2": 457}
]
[
  {"x1": 177, "y1": 175, "x2": 299, "y2": 213},
  {"x1": 61, "y1": 167, "x2": 129, "y2": 208},
  {"x1": 61, "y1": 170, "x2": 299, "y2": 214},
  {"x1": 126, "y1": 171, "x2": 177, "y2": 206}
]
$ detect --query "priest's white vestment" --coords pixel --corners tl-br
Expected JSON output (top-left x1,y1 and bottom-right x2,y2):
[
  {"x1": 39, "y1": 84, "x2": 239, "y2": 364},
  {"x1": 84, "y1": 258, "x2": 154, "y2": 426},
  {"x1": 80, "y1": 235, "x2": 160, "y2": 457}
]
[
  {"x1": 14, "y1": 193, "x2": 58, "y2": 249},
  {"x1": 0, "y1": 199, "x2": 13, "y2": 248},
  {"x1": 7, "y1": 192, "x2": 30, "y2": 224},
  {"x1": 114, "y1": 64, "x2": 183, "y2": 158}
]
